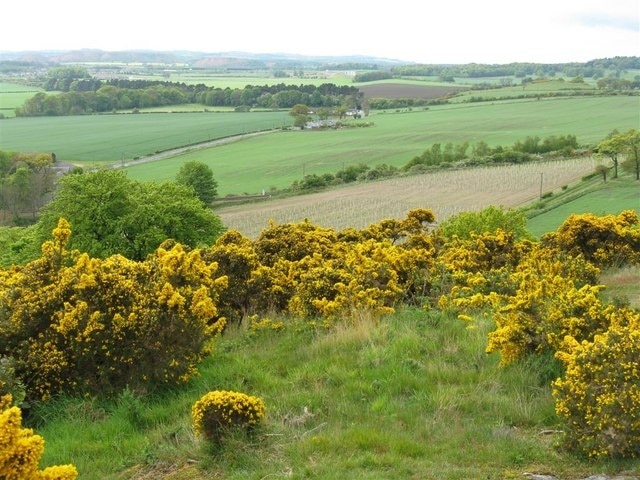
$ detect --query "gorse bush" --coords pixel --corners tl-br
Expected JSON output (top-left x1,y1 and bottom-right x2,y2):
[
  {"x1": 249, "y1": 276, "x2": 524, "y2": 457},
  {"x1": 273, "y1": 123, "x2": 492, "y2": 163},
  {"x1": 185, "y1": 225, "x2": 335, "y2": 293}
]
[
  {"x1": 553, "y1": 307, "x2": 640, "y2": 458},
  {"x1": 0, "y1": 394, "x2": 78, "y2": 479},
  {"x1": 430, "y1": 211, "x2": 639, "y2": 458},
  {"x1": 542, "y1": 210, "x2": 640, "y2": 268},
  {"x1": 0, "y1": 219, "x2": 227, "y2": 401},
  {"x1": 192, "y1": 390, "x2": 266, "y2": 442},
  {"x1": 2, "y1": 207, "x2": 639, "y2": 461}
]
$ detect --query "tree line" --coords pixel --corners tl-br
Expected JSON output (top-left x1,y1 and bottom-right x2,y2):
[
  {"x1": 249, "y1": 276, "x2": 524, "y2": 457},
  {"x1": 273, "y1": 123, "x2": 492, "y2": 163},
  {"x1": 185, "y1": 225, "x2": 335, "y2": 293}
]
[
  {"x1": 388, "y1": 56, "x2": 640, "y2": 80},
  {"x1": 16, "y1": 67, "x2": 363, "y2": 116}
]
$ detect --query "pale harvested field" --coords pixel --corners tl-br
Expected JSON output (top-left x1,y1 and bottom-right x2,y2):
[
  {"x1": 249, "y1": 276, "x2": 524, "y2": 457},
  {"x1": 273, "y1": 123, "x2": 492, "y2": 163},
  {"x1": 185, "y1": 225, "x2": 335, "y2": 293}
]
[{"x1": 217, "y1": 157, "x2": 598, "y2": 238}]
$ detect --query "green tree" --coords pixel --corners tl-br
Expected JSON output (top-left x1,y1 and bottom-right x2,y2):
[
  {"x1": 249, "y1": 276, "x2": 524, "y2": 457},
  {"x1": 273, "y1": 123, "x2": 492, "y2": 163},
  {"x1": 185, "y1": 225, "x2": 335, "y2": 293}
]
[
  {"x1": 619, "y1": 128, "x2": 640, "y2": 180},
  {"x1": 596, "y1": 130, "x2": 625, "y2": 179},
  {"x1": 436, "y1": 205, "x2": 533, "y2": 241},
  {"x1": 289, "y1": 103, "x2": 310, "y2": 129},
  {"x1": 176, "y1": 161, "x2": 218, "y2": 204},
  {"x1": 35, "y1": 170, "x2": 224, "y2": 260}
]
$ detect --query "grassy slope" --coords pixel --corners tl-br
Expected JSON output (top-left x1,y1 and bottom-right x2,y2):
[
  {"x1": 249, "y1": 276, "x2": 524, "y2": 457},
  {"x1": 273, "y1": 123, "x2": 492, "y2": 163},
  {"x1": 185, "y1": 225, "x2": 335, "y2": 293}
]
[
  {"x1": 525, "y1": 175, "x2": 640, "y2": 237},
  {"x1": 35, "y1": 310, "x2": 638, "y2": 480}
]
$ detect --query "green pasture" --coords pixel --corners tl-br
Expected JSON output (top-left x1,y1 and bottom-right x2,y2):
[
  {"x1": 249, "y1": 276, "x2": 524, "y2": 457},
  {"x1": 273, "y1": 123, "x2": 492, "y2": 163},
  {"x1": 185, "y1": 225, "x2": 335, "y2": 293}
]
[
  {"x1": 0, "y1": 82, "x2": 42, "y2": 117},
  {"x1": 129, "y1": 71, "x2": 357, "y2": 88},
  {"x1": 125, "y1": 95, "x2": 640, "y2": 195},
  {"x1": 450, "y1": 79, "x2": 598, "y2": 102},
  {"x1": 526, "y1": 176, "x2": 640, "y2": 237},
  {"x1": 36, "y1": 309, "x2": 638, "y2": 479},
  {"x1": 0, "y1": 111, "x2": 291, "y2": 164}
]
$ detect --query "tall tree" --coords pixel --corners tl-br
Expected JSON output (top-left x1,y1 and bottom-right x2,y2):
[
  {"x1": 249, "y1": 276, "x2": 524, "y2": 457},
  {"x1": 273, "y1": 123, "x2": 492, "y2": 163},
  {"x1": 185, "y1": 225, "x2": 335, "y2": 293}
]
[{"x1": 175, "y1": 161, "x2": 218, "y2": 204}]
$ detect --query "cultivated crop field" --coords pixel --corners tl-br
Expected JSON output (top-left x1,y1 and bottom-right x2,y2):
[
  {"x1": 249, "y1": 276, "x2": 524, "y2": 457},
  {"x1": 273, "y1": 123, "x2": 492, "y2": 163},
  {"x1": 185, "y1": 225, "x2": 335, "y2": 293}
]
[
  {"x1": 358, "y1": 83, "x2": 465, "y2": 99},
  {"x1": 122, "y1": 70, "x2": 358, "y2": 88},
  {"x1": 0, "y1": 111, "x2": 291, "y2": 163},
  {"x1": 123, "y1": 95, "x2": 639, "y2": 195},
  {"x1": 0, "y1": 82, "x2": 41, "y2": 117},
  {"x1": 216, "y1": 157, "x2": 599, "y2": 238}
]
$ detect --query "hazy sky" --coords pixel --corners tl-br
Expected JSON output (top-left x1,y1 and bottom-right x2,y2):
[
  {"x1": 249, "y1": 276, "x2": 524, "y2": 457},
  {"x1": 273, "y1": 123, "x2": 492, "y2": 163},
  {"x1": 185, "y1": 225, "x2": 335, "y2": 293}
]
[{"x1": 4, "y1": 0, "x2": 639, "y2": 64}]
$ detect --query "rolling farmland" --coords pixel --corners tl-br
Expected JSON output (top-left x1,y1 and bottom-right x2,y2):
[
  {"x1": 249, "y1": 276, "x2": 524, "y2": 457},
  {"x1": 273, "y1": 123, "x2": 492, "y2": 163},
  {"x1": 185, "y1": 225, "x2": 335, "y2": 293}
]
[
  {"x1": 123, "y1": 95, "x2": 640, "y2": 195},
  {"x1": 216, "y1": 157, "x2": 600, "y2": 238}
]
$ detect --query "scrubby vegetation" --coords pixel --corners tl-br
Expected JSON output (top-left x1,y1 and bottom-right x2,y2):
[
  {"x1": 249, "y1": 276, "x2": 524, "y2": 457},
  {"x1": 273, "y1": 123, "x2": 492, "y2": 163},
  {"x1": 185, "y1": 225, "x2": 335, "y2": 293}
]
[{"x1": 1, "y1": 205, "x2": 639, "y2": 477}]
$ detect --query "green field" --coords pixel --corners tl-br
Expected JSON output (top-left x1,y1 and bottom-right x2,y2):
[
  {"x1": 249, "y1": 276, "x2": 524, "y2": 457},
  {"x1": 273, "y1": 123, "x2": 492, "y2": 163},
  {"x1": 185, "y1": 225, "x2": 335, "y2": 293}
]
[
  {"x1": 526, "y1": 176, "x2": 640, "y2": 237},
  {"x1": 0, "y1": 82, "x2": 42, "y2": 117},
  {"x1": 450, "y1": 79, "x2": 597, "y2": 102},
  {"x1": 0, "y1": 111, "x2": 291, "y2": 164},
  {"x1": 1, "y1": 92, "x2": 638, "y2": 196},
  {"x1": 129, "y1": 71, "x2": 357, "y2": 88},
  {"x1": 124, "y1": 95, "x2": 640, "y2": 195}
]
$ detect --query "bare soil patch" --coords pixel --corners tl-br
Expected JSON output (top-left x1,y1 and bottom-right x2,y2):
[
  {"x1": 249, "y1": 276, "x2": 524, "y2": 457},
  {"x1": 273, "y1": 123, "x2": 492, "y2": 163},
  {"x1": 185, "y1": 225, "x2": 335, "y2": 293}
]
[
  {"x1": 358, "y1": 83, "x2": 465, "y2": 99},
  {"x1": 217, "y1": 157, "x2": 597, "y2": 238}
]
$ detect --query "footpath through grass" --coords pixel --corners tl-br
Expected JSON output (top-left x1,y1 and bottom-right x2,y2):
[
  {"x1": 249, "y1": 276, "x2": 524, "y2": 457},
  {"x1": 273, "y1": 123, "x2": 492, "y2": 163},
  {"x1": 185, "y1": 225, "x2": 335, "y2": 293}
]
[{"x1": 35, "y1": 309, "x2": 637, "y2": 480}]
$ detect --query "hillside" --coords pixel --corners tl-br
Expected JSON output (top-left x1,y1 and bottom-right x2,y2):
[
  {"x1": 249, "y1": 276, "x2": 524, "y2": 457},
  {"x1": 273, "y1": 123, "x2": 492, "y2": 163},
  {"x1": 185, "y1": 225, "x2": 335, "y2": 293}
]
[
  {"x1": 216, "y1": 157, "x2": 598, "y2": 238},
  {"x1": 35, "y1": 309, "x2": 640, "y2": 479}
]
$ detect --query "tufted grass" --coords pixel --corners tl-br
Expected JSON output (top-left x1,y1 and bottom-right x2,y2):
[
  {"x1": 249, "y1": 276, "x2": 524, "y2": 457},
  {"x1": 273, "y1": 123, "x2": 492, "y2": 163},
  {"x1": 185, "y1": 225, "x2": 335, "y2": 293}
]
[{"x1": 32, "y1": 308, "x2": 638, "y2": 479}]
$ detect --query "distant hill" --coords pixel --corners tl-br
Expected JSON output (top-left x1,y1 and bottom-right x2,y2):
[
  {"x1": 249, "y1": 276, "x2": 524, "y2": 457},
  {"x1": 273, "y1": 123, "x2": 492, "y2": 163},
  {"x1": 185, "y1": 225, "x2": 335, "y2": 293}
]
[{"x1": 0, "y1": 49, "x2": 410, "y2": 69}]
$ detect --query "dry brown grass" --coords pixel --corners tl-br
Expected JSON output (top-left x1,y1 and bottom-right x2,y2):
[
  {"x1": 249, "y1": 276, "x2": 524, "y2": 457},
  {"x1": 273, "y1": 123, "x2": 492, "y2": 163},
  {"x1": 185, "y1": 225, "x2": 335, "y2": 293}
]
[{"x1": 218, "y1": 157, "x2": 597, "y2": 238}]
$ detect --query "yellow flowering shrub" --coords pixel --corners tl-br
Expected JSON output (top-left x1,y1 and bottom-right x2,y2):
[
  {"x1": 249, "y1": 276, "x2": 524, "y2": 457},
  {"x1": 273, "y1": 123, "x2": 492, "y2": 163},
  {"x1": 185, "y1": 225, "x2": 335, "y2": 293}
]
[
  {"x1": 0, "y1": 394, "x2": 78, "y2": 480},
  {"x1": 438, "y1": 229, "x2": 521, "y2": 274},
  {"x1": 542, "y1": 210, "x2": 640, "y2": 268},
  {"x1": 552, "y1": 307, "x2": 640, "y2": 458},
  {"x1": 358, "y1": 208, "x2": 436, "y2": 244},
  {"x1": 248, "y1": 259, "x2": 298, "y2": 314},
  {"x1": 248, "y1": 316, "x2": 286, "y2": 334},
  {"x1": 253, "y1": 220, "x2": 339, "y2": 266},
  {"x1": 287, "y1": 240, "x2": 405, "y2": 320},
  {"x1": 486, "y1": 246, "x2": 606, "y2": 365},
  {"x1": 237, "y1": 211, "x2": 438, "y2": 321},
  {"x1": 0, "y1": 219, "x2": 227, "y2": 400},
  {"x1": 202, "y1": 230, "x2": 261, "y2": 323},
  {"x1": 192, "y1": 390, "x2": 266, "y2": 442},
  {"x1": 432, "y1": 231, "x2": 529, "y2": 314}
]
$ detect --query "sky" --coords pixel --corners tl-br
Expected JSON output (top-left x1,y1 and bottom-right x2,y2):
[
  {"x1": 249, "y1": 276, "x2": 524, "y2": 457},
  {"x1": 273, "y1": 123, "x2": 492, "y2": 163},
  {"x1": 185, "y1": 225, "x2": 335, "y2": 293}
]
[{"x1": 3, "y1": 0, "x2": 639, "y2": 64}]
